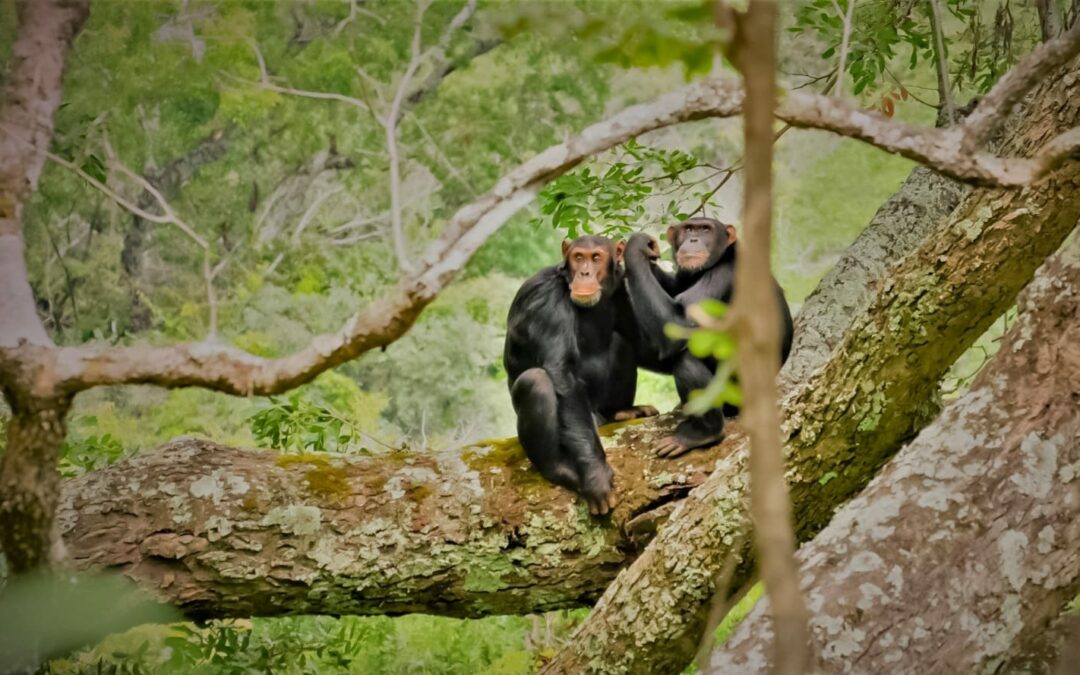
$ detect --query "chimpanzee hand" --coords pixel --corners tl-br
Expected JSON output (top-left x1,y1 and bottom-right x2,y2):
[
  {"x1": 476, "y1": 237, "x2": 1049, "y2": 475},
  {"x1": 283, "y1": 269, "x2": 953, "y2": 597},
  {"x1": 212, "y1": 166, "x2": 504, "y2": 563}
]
[{"x1": 626, "y1": 232, "x2": 660, "y2": 261}]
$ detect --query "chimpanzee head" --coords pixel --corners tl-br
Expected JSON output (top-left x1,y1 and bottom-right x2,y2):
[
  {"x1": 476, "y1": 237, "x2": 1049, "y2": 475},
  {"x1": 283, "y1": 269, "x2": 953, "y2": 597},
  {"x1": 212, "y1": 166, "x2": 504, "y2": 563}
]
[
  {"x1": 667, "y1": 217, "x2": 737, "y2": 273},
  {"x1": 560, "y1": 235, "x2": 625, "y2": 307}
]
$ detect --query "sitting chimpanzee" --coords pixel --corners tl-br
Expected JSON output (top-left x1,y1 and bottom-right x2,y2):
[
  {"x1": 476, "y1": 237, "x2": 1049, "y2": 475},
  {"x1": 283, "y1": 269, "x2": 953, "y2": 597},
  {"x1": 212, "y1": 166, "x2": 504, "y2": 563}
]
[
  {"x1": 504, "y1": 235, "x2": 657, "y2": 515},
  {"x1": 623, "y1": 217, "x2": 793, "y2": 458}
]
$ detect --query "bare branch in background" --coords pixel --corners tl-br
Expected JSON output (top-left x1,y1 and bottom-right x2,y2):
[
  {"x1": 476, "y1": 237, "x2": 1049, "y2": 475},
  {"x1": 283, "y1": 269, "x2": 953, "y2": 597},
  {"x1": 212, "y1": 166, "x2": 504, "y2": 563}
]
[
  {"x1": 4, "y1": 24, "x2": 1079, "y2": 399},
  {"x1": 963, "y1": 15, "x2": 1080, "y2": 147},
  {"x1": 384, "y1": 0, "x2": 478, "y2": 272},
  {"x1": 47, "y1": 146, "x2": 234, "y2": 341},
  {"x1": 729, "y1": 1, "x2": 808, "y2": 671},
  {"x1": 1036, "y1": 0, "x2": 1065, "y2": 40},
  {"x1": 927, "y1": 0, "x2": 956, "y2": 124},
  {"x1": 332, "y1": 0, "x2": 385, "y2": 37},
  {"x1": 290, "y1": 186, "x2": 345, "y2": 245},
  {"x1": 829, "y1": 0, "x2": 856, "y2": 98}
]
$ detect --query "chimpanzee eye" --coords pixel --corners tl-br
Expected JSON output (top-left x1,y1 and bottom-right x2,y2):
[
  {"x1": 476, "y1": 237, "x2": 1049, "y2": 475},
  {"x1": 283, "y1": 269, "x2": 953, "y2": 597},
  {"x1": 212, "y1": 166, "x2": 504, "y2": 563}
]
[{"x1": 592, "y1": 253, "x2": 600, "y2": 262}]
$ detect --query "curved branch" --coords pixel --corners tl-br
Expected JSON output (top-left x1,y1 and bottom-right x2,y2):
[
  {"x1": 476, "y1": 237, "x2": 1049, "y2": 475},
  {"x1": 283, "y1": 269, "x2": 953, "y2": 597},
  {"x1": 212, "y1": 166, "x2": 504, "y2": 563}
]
[{"x1": 4, "y1": 33, "x2": 1079, "y2": 396}]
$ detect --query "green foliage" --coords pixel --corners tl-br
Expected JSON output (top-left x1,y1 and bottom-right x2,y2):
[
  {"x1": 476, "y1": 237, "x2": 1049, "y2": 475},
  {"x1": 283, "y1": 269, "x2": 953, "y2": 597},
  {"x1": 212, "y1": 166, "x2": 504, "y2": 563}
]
[
  {"x1": 664, "y1": 300, "x2": 742, "y2": 415},
  {"x1": 59, "y1": 429, "x2": 128, "y2": 478},
  {"x1": 249, "y1": 371, "x2": 386, "y2": 454},
  {"x1": 792, "y1": 0, "x2": 1040, "y2": 99},
  {"x1": 534, "y1": 139, "x2": 720, "y2": 238},
  {"x1": 0, "y1": 571, "x2": 180, "y2": 671},
  {"x1": 53, "y1": 613, "x2": 567, "y2": 675}
]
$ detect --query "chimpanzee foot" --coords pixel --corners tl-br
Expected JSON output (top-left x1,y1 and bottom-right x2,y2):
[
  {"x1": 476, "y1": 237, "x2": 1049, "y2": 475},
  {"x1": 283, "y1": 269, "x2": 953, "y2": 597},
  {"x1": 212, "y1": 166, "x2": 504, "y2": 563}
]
[
  {"x1": 655, "y1": 429, "x2": 724, "y2": 459},
  {"x1": 585, "y1": 489, "x2": 619, "y2": 515},
  {"x1": 582, "y1": 463, "x2": 617, "y2": 516},
  {"x1": 613, "y1": 405, "x2": 660, "y2": 421}
]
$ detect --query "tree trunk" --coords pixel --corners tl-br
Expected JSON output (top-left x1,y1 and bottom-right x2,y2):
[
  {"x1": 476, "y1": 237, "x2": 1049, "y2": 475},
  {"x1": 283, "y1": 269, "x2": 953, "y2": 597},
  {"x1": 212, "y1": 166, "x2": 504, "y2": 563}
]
[
  {"x1": 778, "y1": 164, "x2": 967, "y2": 389},
  {"x1": 712, "y1": 234, "x2": 1080, "y2": 674},
  {"x1": 541, "y1": 56, "x2": 1080, "y2": 675},
  {"x1": 0, "y1": 0, "x2": 90, "y2": 573},
  {"x1": 57, "y1": 420, "x2": 738, "y2": 620},
  {"x1": 1038, "y1": 0, "x2": 1066, "y2": 41},
  {"x1": 0, "y1": 396, "x2": 72, "y2": 572},
  {"x1": 730, "y1": 3, "x2": 809, "y2": 672}
]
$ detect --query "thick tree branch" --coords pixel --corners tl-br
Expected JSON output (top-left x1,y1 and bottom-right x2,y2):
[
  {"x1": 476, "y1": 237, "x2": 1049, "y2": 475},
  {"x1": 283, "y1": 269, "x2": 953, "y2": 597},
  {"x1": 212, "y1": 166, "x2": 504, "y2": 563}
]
[
  {"x1": 713, "y1": 235, "x2": 1080, "y2": 673},
  {"x1": 59, "y1": 421, "x2": 734, "y2": 619},
  {"x1": 541, "y1": 52, "x2": 1080, "y2": 675}
]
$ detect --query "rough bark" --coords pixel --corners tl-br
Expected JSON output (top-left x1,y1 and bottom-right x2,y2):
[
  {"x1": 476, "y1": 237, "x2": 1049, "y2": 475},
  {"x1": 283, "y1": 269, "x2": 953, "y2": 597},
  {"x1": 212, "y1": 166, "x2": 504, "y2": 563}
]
[
  {"x1": 712, "y1": 234, "x2": 1080, "y2": 674},
  {"x1": 0, "y1": 0, "x2": 90, "y2": 347},
  {"x1": 541, "y1": 55, "x2": 1080, "y2": 675},
  {"x1": 778, "y1": 165, "x2": 967, "y2": 389},
  {"x1": 0, "y1": 0, "x2": 89, "y2": 573},
  {"x1": 58, "y1": 419, "x2": 737, "y2": 620},
  {"x1": 53, "y1": 55, "x2": 1080, "y2": 629},
  {"x1": 0, "y1": 396, "x2": 72, "y2": 572},
  {"x1": 1038, "y1": 0, "x2": 1066, "y2": 40}
]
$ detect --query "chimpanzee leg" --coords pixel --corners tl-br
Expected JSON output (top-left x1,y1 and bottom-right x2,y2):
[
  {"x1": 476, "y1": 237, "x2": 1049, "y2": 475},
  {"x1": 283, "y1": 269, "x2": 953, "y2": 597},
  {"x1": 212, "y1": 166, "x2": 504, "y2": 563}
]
[
  {"x1": 512, "y1": 368, "x2": 617, "y2": 514},
  {"x1": 510, "y1": 368, "x2": 580, "y2": 492},
  {"x1": 654, "y1": 352, "x2": 726, "y2": 458}
]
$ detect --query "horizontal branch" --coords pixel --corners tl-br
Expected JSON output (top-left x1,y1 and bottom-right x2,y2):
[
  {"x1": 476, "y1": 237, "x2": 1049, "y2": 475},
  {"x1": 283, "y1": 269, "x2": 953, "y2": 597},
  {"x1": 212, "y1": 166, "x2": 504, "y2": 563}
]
[
  {"x1": 59, "y1": 419, "x2": 734, "y2": 619},
  {"x1": 4, "y1": 27, "x2": 1078, "y2": 398}
]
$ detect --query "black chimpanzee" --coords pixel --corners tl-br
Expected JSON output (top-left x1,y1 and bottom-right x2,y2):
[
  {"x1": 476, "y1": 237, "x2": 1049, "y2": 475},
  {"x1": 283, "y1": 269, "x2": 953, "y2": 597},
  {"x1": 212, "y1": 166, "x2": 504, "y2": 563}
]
[
  {"x1": 504, "y1": 235, "x2": 657, "y2": 515},
  {"x1": 622, "y1": 217, "x2": 793, "y2": 458}
]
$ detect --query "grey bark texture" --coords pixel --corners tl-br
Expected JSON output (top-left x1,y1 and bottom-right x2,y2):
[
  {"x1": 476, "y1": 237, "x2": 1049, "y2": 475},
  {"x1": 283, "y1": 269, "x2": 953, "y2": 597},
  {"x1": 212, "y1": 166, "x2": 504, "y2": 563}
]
[
  {"x1": 712, "y1": 233, "x2": 1080, "y2": 674},
  {"x1": 58, "y1": 418, "x2": 735, "y2": 620},
  {"x1": 541, "y1": 55, "x2": 1080, "y2": 675}
]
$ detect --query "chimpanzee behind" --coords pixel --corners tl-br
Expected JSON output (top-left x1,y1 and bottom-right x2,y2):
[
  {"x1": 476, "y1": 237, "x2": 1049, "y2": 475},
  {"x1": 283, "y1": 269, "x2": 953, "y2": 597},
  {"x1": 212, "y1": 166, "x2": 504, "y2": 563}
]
[
  {"x1": 623, "y1": 217, "x2": 793, "y2": 458},
  {"x1": 504, "y1": 235, "x2": 656, "y2": 515}
]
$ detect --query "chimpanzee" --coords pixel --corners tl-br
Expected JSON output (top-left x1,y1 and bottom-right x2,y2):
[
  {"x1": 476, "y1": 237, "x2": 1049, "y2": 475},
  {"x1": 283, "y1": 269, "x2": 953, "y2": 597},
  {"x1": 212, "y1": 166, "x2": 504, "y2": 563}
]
[
  {"x1": 504, "y1": 235, "x2": 657, "y2": 515},
  {"x1": 623, "y1": 217, "x2": 793, "y2": 458}
]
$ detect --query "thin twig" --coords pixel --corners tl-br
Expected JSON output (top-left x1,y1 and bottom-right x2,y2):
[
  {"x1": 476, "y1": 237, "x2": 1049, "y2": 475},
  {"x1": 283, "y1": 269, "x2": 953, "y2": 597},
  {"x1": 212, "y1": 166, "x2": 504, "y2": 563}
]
[
  {"x1": 291, "y1": 186, "x2": 345, "y2": 245},
  {"x1": 928, "y1": 0, "x2": 956, "y2": 124},
  {"x1": 830, "y1": 0, "x2": 856, "y2": 97}
]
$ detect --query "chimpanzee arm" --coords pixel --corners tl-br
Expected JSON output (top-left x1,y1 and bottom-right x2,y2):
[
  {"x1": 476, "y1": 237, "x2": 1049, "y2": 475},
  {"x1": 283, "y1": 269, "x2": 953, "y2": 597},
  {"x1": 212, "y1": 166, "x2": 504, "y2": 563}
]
[{"x1": 623, "y1": 234, "x2": 689, "y2": 361}]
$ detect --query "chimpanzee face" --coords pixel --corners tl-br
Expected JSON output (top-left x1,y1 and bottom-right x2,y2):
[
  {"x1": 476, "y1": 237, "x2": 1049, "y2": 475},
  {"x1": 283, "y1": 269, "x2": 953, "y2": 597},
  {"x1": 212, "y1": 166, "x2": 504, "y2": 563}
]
[
  {"x1": 667, "y1": 217, "x2": 737, "y2": 273},
  {"x1": 561, "y1": 235, "x2": 626, "y2": 307}
]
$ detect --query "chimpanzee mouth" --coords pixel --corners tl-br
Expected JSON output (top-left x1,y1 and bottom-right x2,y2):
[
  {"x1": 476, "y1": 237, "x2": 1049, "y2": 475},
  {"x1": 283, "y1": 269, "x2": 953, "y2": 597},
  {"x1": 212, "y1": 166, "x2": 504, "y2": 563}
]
[
  {"x1": 676, "y1": 252, "x2": 709, "y2": 271},
  {"x1": 570, "y1": 291, "x2": 603, "y2": 307}
]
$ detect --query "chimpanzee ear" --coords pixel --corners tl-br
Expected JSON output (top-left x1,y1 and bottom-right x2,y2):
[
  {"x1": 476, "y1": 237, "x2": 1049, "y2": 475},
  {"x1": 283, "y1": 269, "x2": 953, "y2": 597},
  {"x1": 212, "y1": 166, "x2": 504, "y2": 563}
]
[
  {"x1": 614, "y1": 240, "x2": 625, "y2": 263},
  {"x1": 561, "y1": 239, "x2": 572, "y2": 259},
  {"x1": 725, "y1": 224, "x2": 737, "y2": 244},
  {"x1": 666, "y1": 225, "x2": 678, "y2": 247}
]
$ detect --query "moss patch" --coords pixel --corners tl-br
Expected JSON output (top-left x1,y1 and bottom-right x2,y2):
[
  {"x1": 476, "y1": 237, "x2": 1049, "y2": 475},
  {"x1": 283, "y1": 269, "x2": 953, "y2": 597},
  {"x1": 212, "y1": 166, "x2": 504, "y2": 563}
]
[{"x1": 275, "y1": 453, "x2": 350, "y2": 502}]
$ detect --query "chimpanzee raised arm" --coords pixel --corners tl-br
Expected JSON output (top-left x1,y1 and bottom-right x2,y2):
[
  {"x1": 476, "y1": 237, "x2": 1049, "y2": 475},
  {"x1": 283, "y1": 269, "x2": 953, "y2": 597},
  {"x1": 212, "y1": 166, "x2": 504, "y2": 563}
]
[
  {"x1": 622, "y1": 217, "x2": 793, "y2": 458},
  {"x1": 504, "y1": 236, "x2": 656, "y2": 515}
]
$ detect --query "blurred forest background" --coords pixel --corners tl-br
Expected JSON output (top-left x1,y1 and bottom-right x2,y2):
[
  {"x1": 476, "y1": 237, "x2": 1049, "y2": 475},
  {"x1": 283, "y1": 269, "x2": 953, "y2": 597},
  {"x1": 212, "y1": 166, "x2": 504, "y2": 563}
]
[{"x1": 0, "y1": 0, "x2": 1050, "y2": 672}]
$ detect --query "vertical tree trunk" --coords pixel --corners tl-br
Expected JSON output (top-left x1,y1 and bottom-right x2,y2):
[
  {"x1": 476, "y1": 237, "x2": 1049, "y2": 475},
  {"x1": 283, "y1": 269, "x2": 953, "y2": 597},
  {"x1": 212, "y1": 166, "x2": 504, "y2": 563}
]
[
  {"x1": 730, "y1": 2, "x2": 808, "y2": 672},
  {"x1": 0, "y1": 396, "x2": 73, "y2": 572},
  {"x1": 712, "y1": 234, "x2": 1080, "y2": 674},
  {"x1": 0, "y1": 0, "x2": 90, "y2": 571},
  {"x1": 1037, "y1": 0, "x2": 1065, "y2": 40}
]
